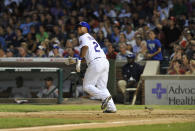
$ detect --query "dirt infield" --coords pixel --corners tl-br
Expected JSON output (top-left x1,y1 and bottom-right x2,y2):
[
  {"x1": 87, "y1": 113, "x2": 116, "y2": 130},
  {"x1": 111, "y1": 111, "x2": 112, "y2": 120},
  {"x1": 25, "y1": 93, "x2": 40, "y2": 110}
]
[{"x1": 0, "y1": 109, "x2": 195, "y2": 131}]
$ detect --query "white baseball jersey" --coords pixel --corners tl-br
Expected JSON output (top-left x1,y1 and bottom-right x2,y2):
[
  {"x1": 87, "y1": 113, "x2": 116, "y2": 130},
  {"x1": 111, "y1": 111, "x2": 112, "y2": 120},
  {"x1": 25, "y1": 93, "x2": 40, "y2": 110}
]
[{"x1": 79, "y1": 33, "x2": 106, "y2": 65}]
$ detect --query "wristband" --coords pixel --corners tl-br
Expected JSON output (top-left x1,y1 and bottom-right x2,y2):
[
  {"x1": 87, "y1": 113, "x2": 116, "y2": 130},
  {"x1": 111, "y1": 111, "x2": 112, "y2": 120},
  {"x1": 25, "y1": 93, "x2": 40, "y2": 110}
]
[{"x1": 78, "y1": 57, "x2": 83, "y2": 60}]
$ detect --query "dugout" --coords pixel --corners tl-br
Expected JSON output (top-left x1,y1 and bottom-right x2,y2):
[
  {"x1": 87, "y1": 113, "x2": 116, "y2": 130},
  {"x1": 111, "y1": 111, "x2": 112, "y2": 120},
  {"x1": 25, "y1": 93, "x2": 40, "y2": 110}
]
[
  {"x1": 0, "y1": 67, "x2": 64, "y2": 103},
  {"x1": 0, "y1": 58, "x2": 79, "y2": 103}
]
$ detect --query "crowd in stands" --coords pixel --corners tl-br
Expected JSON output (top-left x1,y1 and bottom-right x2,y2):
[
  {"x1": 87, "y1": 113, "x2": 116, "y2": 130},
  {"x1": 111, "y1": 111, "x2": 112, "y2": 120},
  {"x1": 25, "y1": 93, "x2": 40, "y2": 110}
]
[{"x1": 0, "y1": 0, "x2": 194, "y2": 74}]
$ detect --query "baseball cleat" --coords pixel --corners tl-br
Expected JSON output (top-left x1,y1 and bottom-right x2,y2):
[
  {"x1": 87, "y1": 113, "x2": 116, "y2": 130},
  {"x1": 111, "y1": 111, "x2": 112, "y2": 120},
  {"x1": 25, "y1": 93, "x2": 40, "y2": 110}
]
[
  {"x1": 101, "y1": 95, "x2": 112, "y2": 110},
  {"x1": 103, "y1": 110, "x2": 117, "y2": 113}
]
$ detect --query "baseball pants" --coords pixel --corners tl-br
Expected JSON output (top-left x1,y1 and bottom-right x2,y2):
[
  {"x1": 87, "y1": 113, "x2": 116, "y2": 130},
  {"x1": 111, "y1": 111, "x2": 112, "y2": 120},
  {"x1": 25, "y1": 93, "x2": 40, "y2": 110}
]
[{"x1": 83, "y1": 58, "x2": 116, "y2": 111}]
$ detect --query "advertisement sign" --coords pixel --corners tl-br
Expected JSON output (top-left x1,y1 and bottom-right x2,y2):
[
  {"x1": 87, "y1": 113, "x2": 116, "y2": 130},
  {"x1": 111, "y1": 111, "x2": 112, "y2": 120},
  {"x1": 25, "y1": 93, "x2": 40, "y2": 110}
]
[{"x1": 145, "y1": 80, "x2": 195, "y2": 105}]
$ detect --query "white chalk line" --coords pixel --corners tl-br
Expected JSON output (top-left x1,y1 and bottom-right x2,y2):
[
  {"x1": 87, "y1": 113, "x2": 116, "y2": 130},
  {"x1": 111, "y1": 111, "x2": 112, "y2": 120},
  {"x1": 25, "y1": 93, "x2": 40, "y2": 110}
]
[{"x1": 0, "y1": 119, "x2": 157, "y2": 131}]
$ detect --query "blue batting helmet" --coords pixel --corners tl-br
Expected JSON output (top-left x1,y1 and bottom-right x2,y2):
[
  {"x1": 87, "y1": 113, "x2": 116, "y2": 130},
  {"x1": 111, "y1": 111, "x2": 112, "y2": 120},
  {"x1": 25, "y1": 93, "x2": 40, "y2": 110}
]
[{"x1": 78, "y1": 21, "x2": 91, "y2": 32}]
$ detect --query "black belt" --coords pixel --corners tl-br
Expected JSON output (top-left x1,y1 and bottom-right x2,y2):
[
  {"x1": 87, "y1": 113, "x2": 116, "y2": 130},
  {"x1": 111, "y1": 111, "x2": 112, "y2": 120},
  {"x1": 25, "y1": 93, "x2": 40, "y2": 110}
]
[
  {"x1": 93, "y1": 57, "x2": 101, "y2": 61},
  {"x1": 89, "y1": 57, "x2": 102, "y2": 65}
]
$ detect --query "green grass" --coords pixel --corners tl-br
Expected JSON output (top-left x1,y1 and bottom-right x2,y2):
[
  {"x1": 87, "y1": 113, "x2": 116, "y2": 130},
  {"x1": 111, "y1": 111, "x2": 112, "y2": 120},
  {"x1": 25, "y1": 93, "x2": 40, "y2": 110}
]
[
  {"x1": 72, "y1": 122, "x2": 195, "y2": 131},
  {"x1": 0, "y1": 105, "x2": 195, "y2": 129},
  {"x1": 0, "y1": 118, "x2": 94, "y2": 129},
  {"x1": 0, "y1": 104, "x2": 195, "y2": 112}
]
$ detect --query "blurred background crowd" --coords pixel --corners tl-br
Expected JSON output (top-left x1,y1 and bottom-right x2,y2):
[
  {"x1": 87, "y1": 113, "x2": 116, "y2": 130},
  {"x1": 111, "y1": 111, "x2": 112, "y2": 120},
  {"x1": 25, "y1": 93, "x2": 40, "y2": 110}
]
[{"x1": 0, "y1": 0, "x2": 194, "y2": 74}]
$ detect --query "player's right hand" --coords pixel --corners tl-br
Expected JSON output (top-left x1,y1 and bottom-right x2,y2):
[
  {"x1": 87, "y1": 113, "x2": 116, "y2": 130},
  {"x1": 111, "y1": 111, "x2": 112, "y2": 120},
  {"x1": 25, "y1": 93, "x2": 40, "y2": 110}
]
[{"x1": 76, "y1": 59, "x2": 81, "y2": 72}]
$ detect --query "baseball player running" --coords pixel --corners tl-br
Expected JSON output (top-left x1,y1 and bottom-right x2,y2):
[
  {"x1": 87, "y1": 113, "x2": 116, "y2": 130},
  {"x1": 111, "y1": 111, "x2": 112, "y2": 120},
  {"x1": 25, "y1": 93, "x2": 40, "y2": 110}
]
[{"x1": 76, "y1": 21, "x2": 117, "y2": 113}]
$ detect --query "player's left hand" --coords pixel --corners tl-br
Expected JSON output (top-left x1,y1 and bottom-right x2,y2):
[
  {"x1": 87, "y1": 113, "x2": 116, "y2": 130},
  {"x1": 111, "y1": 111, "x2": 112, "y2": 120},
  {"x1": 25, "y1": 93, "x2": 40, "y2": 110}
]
[{"x1": 69, "y1": 57, "x2": 76, "y2": 64}]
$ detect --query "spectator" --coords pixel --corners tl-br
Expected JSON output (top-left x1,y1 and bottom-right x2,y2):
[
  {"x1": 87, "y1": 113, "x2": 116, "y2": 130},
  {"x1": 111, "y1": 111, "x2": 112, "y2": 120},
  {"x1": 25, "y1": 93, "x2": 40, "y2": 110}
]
[
  {"x1": 104, "y1": 17, "x2": 112, "y2": 37},
  {"x1": 136, "y1": 41, "x2": 147, "y2": 62},
  {"x1": 102, "y1": 38, "x2": 111, "y2": 54},
  {"x1": 97, "y1": 30, "x2": 105, "y2": 48},
  {"x1": 106, "y1": 44, "x2": 118, "y2": 60},
  {"x1": 132, "y1": 12, "x2": 139, "y2": 29},
  {"x1": 170, "y1": 0, "x2": 187, "y2": 17},
  {"x1": 179, "y1": 28, "x2": 190, "y2": 50},
  {"x1": 29, "y1": 26, "x2": 36, "y2": 40},
  {"x1": 170, "y1": 46, "x2": 183, "y2": 61},
  {"x1": 185, "y1": 32, "x2": 194, "y2": 59},
  {"x1": 72, "y1": 37, "x2": 80, "y2": 53},
  {"x1": 146, "y1": 30, "x2": 163, "y2": 61},
  {"x1": 45, "y1": 14, "x2": 55, "y2": 32},
  {"x1": 31, "y1": 13, "x2": 39, "y2": 26},
  {"x1": 0, "y1": 26, "x2": 6, "y2": 50},
  {"x1": 109, "y1": 26, "x2": 120, "y2": 45},
  {"x1": 39, "y1": 13, "x2": 47, "y2": 25},
  {"x1": 0, "y1": 48, "x2": 6, "y2": 57},
  {"x1": 63, "y1": 47, "x2": 79, "y2": 59},
  {"x1": 68, "y1": 31, "x2": 77, "y2": 40},
  {"x1": 26, "y1": 33, "x2": 37, "y2": 54},
  {"x1": 66, "y1": 17, "x2": 77, "y2": 33},
  {"x1": 48, "y1": 44, "x2": 62, "y2": 57},
  {"x1": 65, "y1": 39, "x2": 73, "y2": 48},
  {"x1": 4, "y1": 0, "x2": 22, "y2": 7},
  {"x1": 157, "y1": 1, "x2": 170, "y2": 21},
  {"x1": 167, "y1": 59, "x2": 185, "y2": 74},
  {"x1": 19, "y1": 17, "x2": 35, "y2": 35},
  {"x1": 50, "y1": 1, "x2": 64, "y2": 19},
  {"x1": 161, "y1": 16, "x2": 181, "y2": 56},
  {"x1": 91, "y1": 32, "x2": 98, "y2": 42},
  {"x1": 89, "y1": 17, "x2": 100, "y2": 33},
  {"x1": 118, "y1": 53, "x2": 144, "y2": 94},
  {"x1": 6, "y1": 48, "x2": 15, "y2": 57},
  {"x1": 21, "y1": 42, "x2": 28, "y2": 52},
  {"x1": 40, "y1": 39, "x2": 50, "y2": 55},
  {"x1": 116, "y1": 43, "x2": 132, "y2": 60},
  {"x1": 5, "y1": 26, "x2": 16, "y2": 47},
  {"x1": 119, "y1": 33, "x2": 127, "y2": 44},
  {"x1": 51, "y1": 25, "x2": 65, "y2": 43},
  {"x1": 98, "y1": 21, "x2": 108, "y2": 38},
  {"x1": 10, "y1": 76, "x2": 31, "y2": 98},
  {"x1": 36, "y1": 45, "x2": 47, "y2": 57},
  {"x1": 188, "y1": 19, "x2": 195, "y2": 36},
  {"x1": 123, "y1": 23, "x2": 135, "y2": 41},
  {"x1": 118, "y1": 3, "x2": 131, "y2": 18},
  {"x1": 132, "y1": 34, "x2": 142, "y2": 54},
  {"x1": 181, "y1": 53, "x2": 190, "y2": 72},
  {"x1": 126, "y1": 44, "x2": 133, "y2": 53},
  {"x1": 36, "y1": 25, "x2": 49, "y2": 43},
  {"x1": 51, "y1": 38, "x2": 64, "y2": 55},
  {"x1": 17, "y1": 47, "x2": 31, "y2": 57},
  {"x1": 136, "y1": 28, "x2": 145, "y2": 40},
  {"x1": 37, "y1": 77, "x2": 58, "y2": 98},
  {"x1": 105, "y1": 5, "x2": 117, "y2": 18},
  {"x1": 186, "y1": 58, "x2": 195, "y2": 74},
  {"x1": 12, "y1": 28, "x2": 25, "y2": 48}
]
